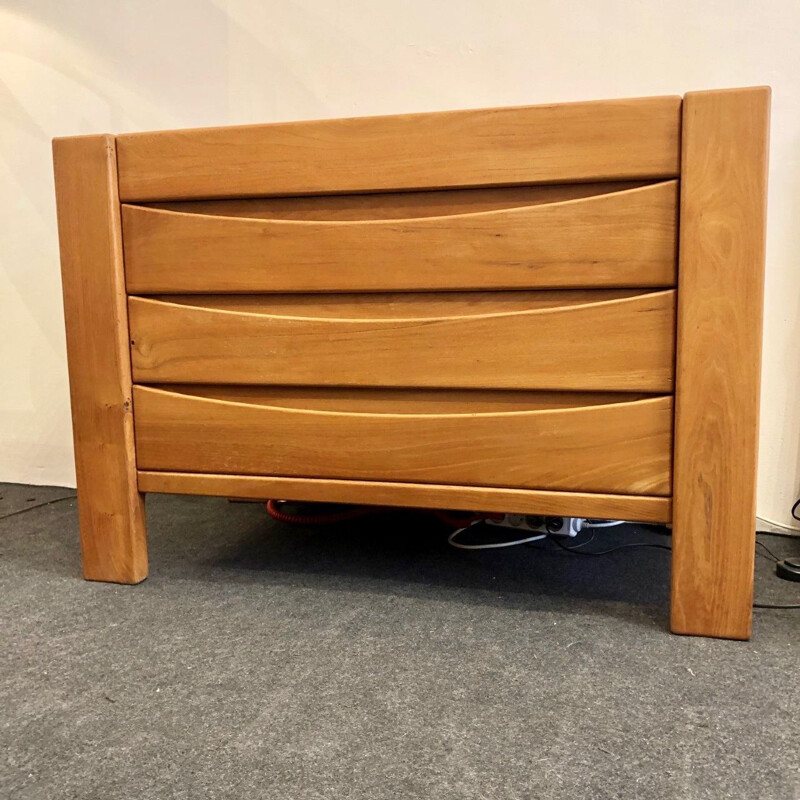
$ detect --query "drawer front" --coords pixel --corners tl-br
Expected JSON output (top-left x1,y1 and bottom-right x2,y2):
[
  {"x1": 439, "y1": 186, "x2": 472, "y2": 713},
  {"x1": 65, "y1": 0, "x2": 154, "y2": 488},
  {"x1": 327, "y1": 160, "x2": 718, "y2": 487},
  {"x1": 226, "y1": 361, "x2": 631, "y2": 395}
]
[
  {"x1": 129, "y1": 289, "x2": 676, "y2": 392},
  {"x1": 122, "y1": 181, "x2": 677, "y2": 293},
  {"x1": 133, "y1": 387, "x2": 673, "y2": 495}
]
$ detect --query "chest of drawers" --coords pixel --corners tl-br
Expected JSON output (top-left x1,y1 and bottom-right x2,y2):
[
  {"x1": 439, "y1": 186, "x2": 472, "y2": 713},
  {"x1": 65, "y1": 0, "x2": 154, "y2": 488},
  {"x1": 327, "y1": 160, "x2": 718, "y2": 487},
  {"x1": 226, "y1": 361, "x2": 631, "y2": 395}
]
[{"x1": 53, "y1": 87, "x2": 769, "y2": 639}]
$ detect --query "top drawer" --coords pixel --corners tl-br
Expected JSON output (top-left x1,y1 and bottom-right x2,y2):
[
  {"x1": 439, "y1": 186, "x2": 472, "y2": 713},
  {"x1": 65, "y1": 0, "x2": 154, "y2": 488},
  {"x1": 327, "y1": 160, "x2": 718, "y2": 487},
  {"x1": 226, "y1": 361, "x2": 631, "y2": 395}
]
[{"x1": 121, "y1": 181, "x2": 678, "y2": 293}]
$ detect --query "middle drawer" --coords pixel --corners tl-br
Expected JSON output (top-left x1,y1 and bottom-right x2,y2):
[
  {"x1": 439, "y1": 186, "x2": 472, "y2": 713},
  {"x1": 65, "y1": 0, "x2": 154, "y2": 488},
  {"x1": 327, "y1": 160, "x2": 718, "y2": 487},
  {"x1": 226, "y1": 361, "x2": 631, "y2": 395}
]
[{"x1": 128, "y1": 290, "x2": 675, "y2": 392}]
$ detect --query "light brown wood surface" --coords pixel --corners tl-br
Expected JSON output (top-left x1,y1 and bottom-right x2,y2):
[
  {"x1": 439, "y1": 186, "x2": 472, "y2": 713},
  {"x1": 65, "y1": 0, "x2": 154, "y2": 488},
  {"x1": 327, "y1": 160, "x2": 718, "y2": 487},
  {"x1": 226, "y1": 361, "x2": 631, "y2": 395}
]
[
  {"x1": 116, "y1": 97, "x2": 681, "y2": 201},
  {"x1": 138, "y1": 471, "x2": 672, "y2": 524},
  {"x1": 133, "y1": 387, "x2": 673, "y2": 495},
  {"x1": 129, "y1": 290, "x2": 676, "y2": 391},
  {"x1": 123, "y1": 181, "x2": 678, "y2": 293},
  {"x1": 146, "y1": 181, "x2": 650, "y2": 220},
  {"x1": 671, "y1": 87, "x2": 770, "y2": 640},
  {"x1": 53, "y1": 135, "x2": 147, "y2": 584}
]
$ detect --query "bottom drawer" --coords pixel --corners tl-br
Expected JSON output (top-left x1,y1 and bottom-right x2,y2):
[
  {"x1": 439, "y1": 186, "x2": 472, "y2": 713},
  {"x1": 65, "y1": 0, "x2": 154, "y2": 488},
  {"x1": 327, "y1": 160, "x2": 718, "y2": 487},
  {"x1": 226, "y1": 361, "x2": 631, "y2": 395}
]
[{"x1": 133, "y1": 386, "x2": 672, "y2": 496}]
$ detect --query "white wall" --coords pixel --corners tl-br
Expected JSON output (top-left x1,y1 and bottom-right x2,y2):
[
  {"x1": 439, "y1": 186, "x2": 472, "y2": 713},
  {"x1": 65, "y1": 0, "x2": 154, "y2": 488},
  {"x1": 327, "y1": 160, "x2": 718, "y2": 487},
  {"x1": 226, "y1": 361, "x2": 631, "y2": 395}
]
[{"x1": 2, "y1": 0, "x2": 799, "y2": 526}]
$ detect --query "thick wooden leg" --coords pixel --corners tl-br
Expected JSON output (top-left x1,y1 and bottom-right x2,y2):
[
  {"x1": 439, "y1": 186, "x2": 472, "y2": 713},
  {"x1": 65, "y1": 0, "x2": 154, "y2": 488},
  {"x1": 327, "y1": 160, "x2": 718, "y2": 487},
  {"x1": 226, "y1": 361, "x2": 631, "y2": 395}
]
[
  {"x1": 671, "y1": 88, "x2": 770, "y2": 639},
  {"x1": 53, "y1": 135, "x2": 147, "y2": 584}
]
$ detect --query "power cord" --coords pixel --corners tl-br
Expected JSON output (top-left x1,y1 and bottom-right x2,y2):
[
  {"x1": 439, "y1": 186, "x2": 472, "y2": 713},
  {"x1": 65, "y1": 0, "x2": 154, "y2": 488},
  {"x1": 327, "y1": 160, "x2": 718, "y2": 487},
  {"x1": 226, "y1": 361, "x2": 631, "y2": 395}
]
[
  {"x1": 0, "y1": 494, "x2": 77, "y2": 522},
  {"x1": 755, "y1": 539, "x2": 782, "y2": 562},
  {"x1": 447, "y1": 519, "x2": 547, "y2": 550},
  {"x1": 549, "y1": 534, "x2": 672, "y2": 556},
  {"x1": 3, "y1": 494, "x2": 797, "y2": 607},
  {"x1": 583, "y1": 519, "x2": 625, "y2": 529},
  {"x1": 449, "y1": 518, "x2": 799, "y2": 610}
]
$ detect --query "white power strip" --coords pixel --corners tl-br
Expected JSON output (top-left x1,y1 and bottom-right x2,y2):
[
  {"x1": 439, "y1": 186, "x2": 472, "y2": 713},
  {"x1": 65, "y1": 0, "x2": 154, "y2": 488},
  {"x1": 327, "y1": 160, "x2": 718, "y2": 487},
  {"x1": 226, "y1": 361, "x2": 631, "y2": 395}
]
[{"x1": 486, "y1": 514, "x2": 584, "y2": 538}]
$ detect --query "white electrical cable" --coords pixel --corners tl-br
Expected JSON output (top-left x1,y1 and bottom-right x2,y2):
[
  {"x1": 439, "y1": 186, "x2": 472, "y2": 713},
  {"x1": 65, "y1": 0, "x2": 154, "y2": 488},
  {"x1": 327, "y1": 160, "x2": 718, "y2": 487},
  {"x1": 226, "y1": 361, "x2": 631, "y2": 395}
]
[
  {"x1": 447, "y1": 520, "x2": 547, "y2": 550},
  {"x1": 583, "y1": 520, "x2": 625, "y2": 529}
]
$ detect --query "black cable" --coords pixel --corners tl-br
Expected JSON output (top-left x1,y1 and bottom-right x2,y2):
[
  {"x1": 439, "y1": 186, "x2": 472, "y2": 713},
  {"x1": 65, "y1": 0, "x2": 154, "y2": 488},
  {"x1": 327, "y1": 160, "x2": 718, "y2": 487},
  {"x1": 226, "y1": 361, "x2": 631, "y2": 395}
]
[
  {"x1": 0, "y1": 494, "x2": 77, "y2": 522},
  {"x1": 546, "y1": 529, "x2": 799, "y2": 610},
  {"x1": 5, "y1": 496, "x2": 796, "y2": 608},
  {"x1": 548, "y1": 534, "x2": 672, "y2": 556},
  {"x1": 565, "y1": 531, "x2": 596, "y2": 550},
  {"x1": 756, "y1": 540, "x2": 781, "y2": 562},
  {"x1": 754, "y1": 524, "x2": 800, "y2": 607}
]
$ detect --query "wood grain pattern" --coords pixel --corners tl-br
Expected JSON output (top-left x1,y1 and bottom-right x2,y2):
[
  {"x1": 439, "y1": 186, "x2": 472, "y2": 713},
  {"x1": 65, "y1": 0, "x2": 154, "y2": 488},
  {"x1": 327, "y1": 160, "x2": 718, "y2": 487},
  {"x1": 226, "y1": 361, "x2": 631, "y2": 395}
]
[
  {"x1": 146, "y1": 181, "x2": 650, "y2": 221},
  {"x1": 138, "y1": 471, "x2": 673, "y2": 524},
  {"x1": 671, "y1": 87, "x2": 770, "y2": 640},
  {"x1": 129, "y1": 290, "x2": 676, "y2": 391},
  {"x1": 52, "y1": 134, "x2": 147, "y2": 584},
  {"x1": 117, "y1": 97, "x2": 681, "y2": 201},
  {"x1": 133, "y1": 386, "x2": 673, "y2": 495},
  {"x1": 123, "y1": 181, "x2": 678, "y2": 293}
]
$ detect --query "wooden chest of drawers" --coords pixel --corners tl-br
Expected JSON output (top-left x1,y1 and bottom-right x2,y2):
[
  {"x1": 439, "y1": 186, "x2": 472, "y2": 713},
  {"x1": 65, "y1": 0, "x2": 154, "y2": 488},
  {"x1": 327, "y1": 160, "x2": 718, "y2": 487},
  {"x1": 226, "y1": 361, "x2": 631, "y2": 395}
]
[{"x1": 53, "y1": 87, "x2": 769, "y2": 639}]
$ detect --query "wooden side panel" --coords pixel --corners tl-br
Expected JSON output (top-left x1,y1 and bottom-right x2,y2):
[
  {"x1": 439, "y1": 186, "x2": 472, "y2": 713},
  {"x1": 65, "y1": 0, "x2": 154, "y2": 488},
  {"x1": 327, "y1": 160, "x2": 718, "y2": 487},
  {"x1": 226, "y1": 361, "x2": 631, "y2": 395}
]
[
  {"x1": 129, "y1": 291, "x2": 676, "y2": 392},
  {"x1": 116, "y1": 96, "x2": 682, "y2": 201},
  {"x1": 138, "y1": 471, "x2": 673, "y2": 524},
  {"x1": 671, "y1": 87, "x2": 770, "y2": 640},
  {"x1": 53, "y1": 135, "x2": 147, "y2": 584},
  {"x1": 123, "y1": 182, "x2": 678, "y2": 293},
  {"x1": 133, "y1": 387, "x2": 674, "y2": 495}
]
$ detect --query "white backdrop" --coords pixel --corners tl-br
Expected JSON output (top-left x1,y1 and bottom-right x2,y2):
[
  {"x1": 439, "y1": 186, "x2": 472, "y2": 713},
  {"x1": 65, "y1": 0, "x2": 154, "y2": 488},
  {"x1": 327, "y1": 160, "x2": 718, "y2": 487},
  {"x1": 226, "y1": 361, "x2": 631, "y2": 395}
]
[{"x1": 2, "y1": 0, "x2": 799, "y2": 526}]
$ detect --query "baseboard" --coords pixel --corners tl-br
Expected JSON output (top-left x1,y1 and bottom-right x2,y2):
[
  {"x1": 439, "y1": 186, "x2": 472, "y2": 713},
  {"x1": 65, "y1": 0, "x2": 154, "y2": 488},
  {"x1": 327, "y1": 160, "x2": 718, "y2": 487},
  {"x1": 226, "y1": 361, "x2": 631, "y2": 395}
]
[{"x1": 756, "y1": 516, "x2": 800, "y2": 535}]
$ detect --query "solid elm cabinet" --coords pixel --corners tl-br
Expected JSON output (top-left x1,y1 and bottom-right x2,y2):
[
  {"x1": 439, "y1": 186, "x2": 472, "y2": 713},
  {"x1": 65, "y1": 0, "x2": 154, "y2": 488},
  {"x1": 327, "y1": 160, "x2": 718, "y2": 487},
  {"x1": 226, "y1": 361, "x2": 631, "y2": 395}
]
[{"x1": 53, "y1": 87, "x2": 770, "y2": 640}]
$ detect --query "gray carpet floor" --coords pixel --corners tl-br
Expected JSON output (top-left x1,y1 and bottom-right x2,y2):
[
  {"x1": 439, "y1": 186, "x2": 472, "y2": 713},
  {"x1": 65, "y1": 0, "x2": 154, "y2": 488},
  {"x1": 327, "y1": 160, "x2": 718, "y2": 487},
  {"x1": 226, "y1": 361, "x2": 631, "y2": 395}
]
[{"x1": 1, "y1": 482, "x2": 798, "y2": 800}]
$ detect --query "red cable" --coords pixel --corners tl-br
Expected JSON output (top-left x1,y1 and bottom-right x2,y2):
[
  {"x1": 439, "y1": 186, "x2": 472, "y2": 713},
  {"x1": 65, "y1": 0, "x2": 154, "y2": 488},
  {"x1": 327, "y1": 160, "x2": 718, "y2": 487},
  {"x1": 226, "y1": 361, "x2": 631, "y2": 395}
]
[
  {"x1": 265, "y1": 499, "x2": 389, "y2": 525},
  {"x1": 265, "y1": 499, "x2": 502, "y2": 528}
]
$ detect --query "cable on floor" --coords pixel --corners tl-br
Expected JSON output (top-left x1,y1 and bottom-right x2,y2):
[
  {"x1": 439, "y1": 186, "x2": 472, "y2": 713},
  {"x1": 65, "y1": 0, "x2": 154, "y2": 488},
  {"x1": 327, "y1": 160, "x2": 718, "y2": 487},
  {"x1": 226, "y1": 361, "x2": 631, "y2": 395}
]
[
  {"x1": 756, "y1": 540, "x2": 781, "y2": 562},
  {"x1": 447, "y1": 520, "x2": 547, "y2": 550},
  {"x1": 549, "y1": 534, "x2": 672, "y2": 556},
  {"x1": 264, "y1": 502, "x2": 799, "y2": 609},
  {"x1": 0, "y1": 494, "x2": 77, "y2": 522}
]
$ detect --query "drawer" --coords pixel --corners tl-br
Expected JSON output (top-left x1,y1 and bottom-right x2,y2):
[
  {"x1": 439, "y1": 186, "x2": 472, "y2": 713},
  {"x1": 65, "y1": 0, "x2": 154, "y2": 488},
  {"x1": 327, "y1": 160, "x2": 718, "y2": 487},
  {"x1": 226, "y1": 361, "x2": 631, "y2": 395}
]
[
  {"x1": 133, "y1": 386, "x2": 673, "y2": 495},
  {"x1": 122, "y1": 181, "x2": 678, "y2": 293},
  {"x1": 129, "y1": 289, "x2": 675, "y2": 392}
]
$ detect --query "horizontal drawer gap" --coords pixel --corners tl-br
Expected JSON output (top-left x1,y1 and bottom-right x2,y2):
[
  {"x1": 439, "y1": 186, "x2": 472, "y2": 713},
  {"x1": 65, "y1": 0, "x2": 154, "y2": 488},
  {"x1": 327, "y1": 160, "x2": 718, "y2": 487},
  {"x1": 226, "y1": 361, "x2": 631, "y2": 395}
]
[
  {"x1": 138, "y1": 385, "x2": 665, "y2": 414},
  {"x1": 144, "y1": 289, "x2": 664, "y2": 319},
  {"x1": 140, "y1": 181, "x2": 661, "y2": 222}
]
